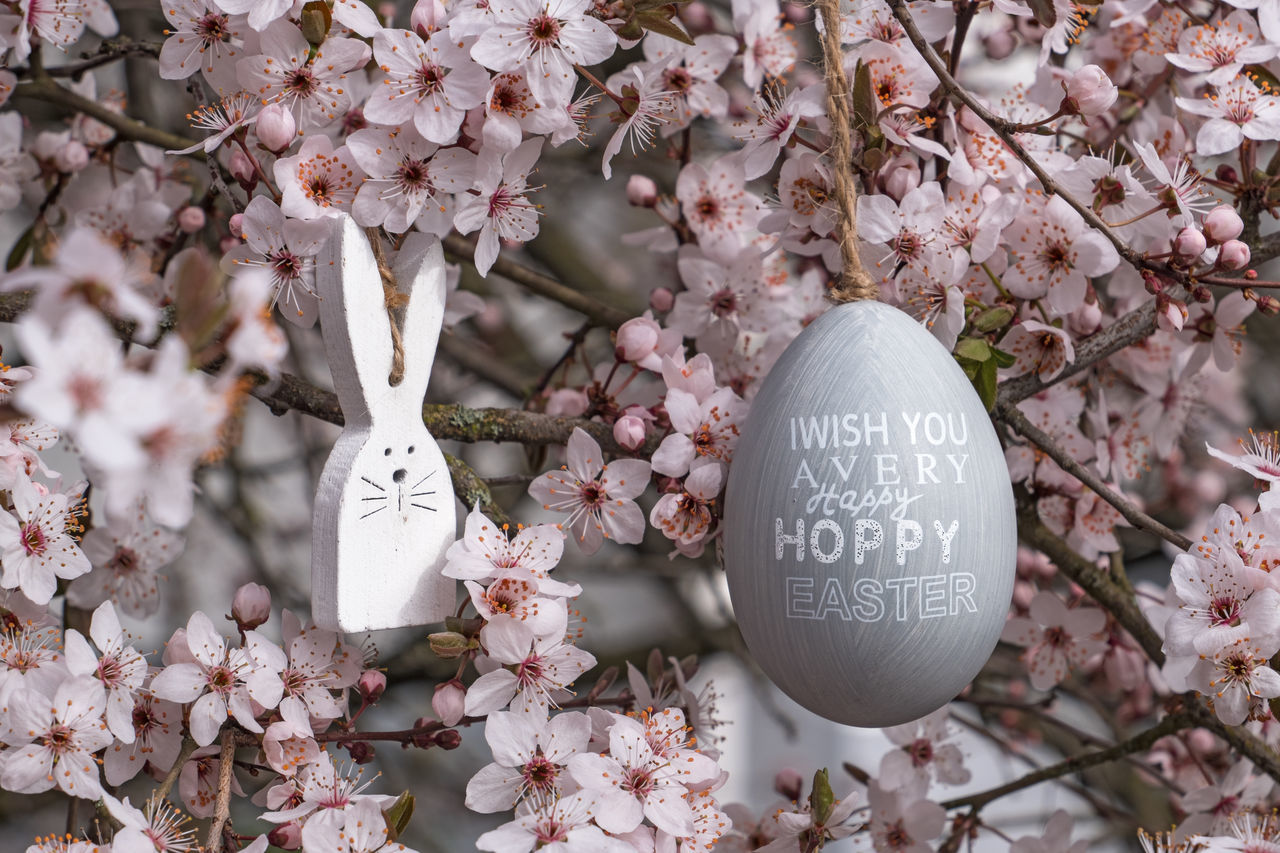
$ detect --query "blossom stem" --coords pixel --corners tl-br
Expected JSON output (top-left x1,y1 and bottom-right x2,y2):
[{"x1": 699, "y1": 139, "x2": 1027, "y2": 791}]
[
  {"x1": 1103, "y1": 204, "x2": 1165, "y2": 229},
  {"x1": 155, "y1": 735, "x2": 198, "y2": 804},
  {"x1": 573, "y1": 64, "x2": 622, "y2": 106},
  {"x1": 233, "y1": 136, "x2": 281, "y2": 203}
]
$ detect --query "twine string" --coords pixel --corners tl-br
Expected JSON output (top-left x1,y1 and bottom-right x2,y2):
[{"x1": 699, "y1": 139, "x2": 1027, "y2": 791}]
[
  {"x1": 816, "y1": 0, "x2": 878, "y2": 303},
  {"x1": 365, "y1": 227, "x2": 408, "y2": 387}
]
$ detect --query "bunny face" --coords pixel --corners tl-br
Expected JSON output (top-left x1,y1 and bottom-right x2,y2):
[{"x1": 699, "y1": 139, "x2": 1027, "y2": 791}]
[{"x1": 354, "y1": 434, "x2": 446, "y2": 525}]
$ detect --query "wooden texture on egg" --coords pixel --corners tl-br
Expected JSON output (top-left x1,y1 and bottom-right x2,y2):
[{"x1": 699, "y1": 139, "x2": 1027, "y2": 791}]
[{"x1": 723, "y1": 300, "x2": 1016, "y2": 727}]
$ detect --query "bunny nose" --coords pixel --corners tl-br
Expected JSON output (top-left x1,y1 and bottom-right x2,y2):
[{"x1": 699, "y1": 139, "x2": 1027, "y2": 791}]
[{"x1": 393, "y1": 469, "x2": 407, "y2": 483}]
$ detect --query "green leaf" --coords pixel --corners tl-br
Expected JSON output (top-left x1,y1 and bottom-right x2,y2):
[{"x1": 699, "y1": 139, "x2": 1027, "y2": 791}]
[
  {"x1": 958, "y1": 359, "x2": 979, "y2": 380},
  {"x1": 990, "y1": 346, "x2": 1017, "y2": 369},
  {"x1": 852, "y1": 61, "x2": 877, "y2": 129},
  {"x1": 975, "y1": 360, "x2": 998, "y2": 411},
  {"x1": 382, "y1": 792, "x2": 415, "y2": 842},
  {"x1": 971, "y1": 305, "x2": 1014, "y2": 333},
  {"x1": 1026, "y1": 0, "x2": 1057, "y2": 28},
  {"x1": 299, "y1": 0, "x2": 331, "y2": 46},
  {"x1": 6, "y1": 224, "x2": 34, "y2": 272},
  {"x1": 953, "y1": 337, "x2": 991, "y2": 363},
  {"x1": 635, "y1": 10, "x2": 695, "y2": 44},
  {"x1": 810, "y1": 768, "x2": 834, "y2": 826}
]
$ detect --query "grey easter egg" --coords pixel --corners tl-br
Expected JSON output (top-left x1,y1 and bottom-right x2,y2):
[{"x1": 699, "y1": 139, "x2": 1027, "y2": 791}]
[{"x1": 723, "y1": 300, "x2": 1016, "y2": 727}]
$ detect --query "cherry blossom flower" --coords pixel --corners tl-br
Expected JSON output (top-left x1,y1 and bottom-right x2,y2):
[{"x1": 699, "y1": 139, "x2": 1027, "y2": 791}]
[
  {"x1": 599, "y1": 66, "x2": 679, "y2": 180},
  {"x1": 301, "y1": 797, "x2": 421, "y2": 853},
  {"x1": 1166, "y1": 10, "x2": 1278, "y2": 87},
  {"x1": 567, "y1": 711, "x2": 696, "y2": 836},
  {"x1": 1002, "y1": 193, "x2": 1120, "y2": 315},
  {"x1": 275, "y1": 134, "x2": 365, "y2": 221},
  {"x1": 365, "y1": 28, "x2": 489, "y2": 144},
  {"x1": 102, "y1": 793, "x2": 197, "y2": 853},
  {"x1": 480, "y1": 70, "x2": 570, "y2": 152},
  {"x1": 263, "y1": 696, "x2": 321, "y2": 776},
  {"x1": 1002, "y1": 590, "x2": 1107, "y2": 690},
  {"x1": 676, "y1": 158, "x2": 762, "y2": 257},
  {"x1": 454, "y1": 137, "x2": 543, "y2": 277},
  {"x1": 642, "y1": 33, "x2": 735, "y2": 128},
  {"x1": 178, "y1": 745, "x2": 246, "y2": 818},
  {"x1": 468, "y1": 577, "x2": 569, "y2": 648},
  {"x1": 237, "y1": 23, "x2": 369, "y2": 131},
  {"x1": 866, "y1": 781, "x2": 946, "y2": 853},
  {"x1": 443, "y1": 505, "x2": 573, "y2": 595},
  {"x1": 878, "y1": 707, "x2": 970, "y2": 790},
  {"x1": 149, "y1": 610, "x2": 285, "y2": 745},
  {"x1": 1004, "y1": 320, "x2": 1076, "y2": 382},
  {"x1": 476, "y1": 792, "x2": 633, "y2": 852},
  {"x1": 0, "y1": 472, "x2": 90, "y2": 605},
  {"x1": 64, "y1": 601, "x2": 146, "y2": 743},
  {"x1": 1189, "y1": 635, "x2": 1280, "y2": 725},
  {"x1": 759, "y1": 789, "x2": 862, "y2": 852},
  {"x1": 347, "y1": 124, "x2": 476, "y2": 236},
  {"x1": 172, "y1": 90, "x2": 258, "y2": 155},
  {"x1": 158, "y1": 0, "x2": 247, "y2": 82},
  {"x1": 858, "y1": 182, "x2": 955, "y2": 283},
  {"x1": 1165, "y1": 547, "x2": 1280, "y2": 656},
  {"x1": 651, "y1": 387, "x2": 745, "y2": 479},
  {"x1": 103, "y1": 693, "x2": 184, "y2": 786},
  {"x1": 66, "y1": 503, "x2": 181, "y2": 618},
  {"x1": 12, "y1": 0, "x2": 87, "y2": 61},
  {"x1": 668, "y1": 247, "x2": 765, "y2": 351},
  {"x1": 465, "y1": 627, "x2": 596, "y2": 717},
  {"x1": 650, "y1": 462, "x2": 723, "y2": 547},
  {"x1": 736, "y1": 0, "x2": 797, "y2": 89},
  {"x1": 278, "y1": 610, "x2": 360, "y2": 721},
  {"x1": 221, "y1": 195, "x2": 328, "y2": 326},
  {"x1": 1177, "y1": 78, "x2": 1280, "y2": 157},
  {"x1": 466, "y1": 710, "x2": 591, "y2": 811},
  {"x1": 1, "y1": 675, "x2": 111, "y2": 798},
  {"x1": 0, "y1": 622, "x2": 66, "y2": 700},
  {"x1": 1009, "y1": 809, "x2": 1089, "y2": 853},
  {"x1": 1178, "y1": 760, "x2": 1274, "y2": 838},
  {"x1": 528, "y1": 427, "x2": 650, "y2": 553},
  {"x1": 470, "y1": 0, "x2": 616, "y2": 104}
]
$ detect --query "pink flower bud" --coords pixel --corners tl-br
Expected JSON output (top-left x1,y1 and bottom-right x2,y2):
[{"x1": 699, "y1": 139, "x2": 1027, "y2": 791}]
[
  {"x1": 346, "y1": 741, "x2": 376, "y2": 763},
  {"x1": 229, "y1": 148, "x2": 256, "y2": 185},
  {"x1": 268, "y1": 823, "x2": 303, "y2": 850},
  {"x1": 615, "y1": 316, "x2": 660, "y2": 362},
  {"x1": 1156, "y1": 292, "x2": 1187, "y2": 332},
  {"x1": 650, "y1": 287, "x2": 674, "y2": 313},
  {"x1": 54, "y1": 140, "x2": 89, "y2": 173},
  {"x1": 177, "y1": 206, "x2": 206, "y2": 234},
  {"x1": 1203, "y1": 205, "x2": 1244, "y2": 244},
  {"x1": 1218, "y1": 239, "x2": 1251, "y2": 271},
  {"x1": 256, "y1": 103, "x2": 296, "y2": 153},
  {"x1": 881, "y1": 157, "x2": 920, "y2": 202},
  {"x1": 433, "y1": 679, "x2": 466, "y2": 726},
  {"x1": 983, "y1": 29, "x2": 1016, "y2": 60},
  {"x1": 229, "y1": 213, "x2": 245, "y2": 235},
  {"x1": 1064, "y1": 64, "x2": 1118, "y2": 117},
  {"x1": 1068, "y1": 299, "x2": 1101, "y2": 336},
  {"x1": 774, "y1": 768, "x2": 803, "y2": 801},
  {"x1": 1171, "y1": 226, "x2": 1206, "y2": 262},
  {"x1": 545, "y1": 388, "x2": 588, "y2": 417},
  {"x1": 410, "y1": 0, "x2": 446, "y2": 34},
  {"x1": 682, "y1": 1, "x2": 714, "y2": 33},
  {"x1": 358, "y1": 669, "x2": 386, "y2": 703},
  {"x1": 378, "y1": 1, "x2": 394, "y2": 20},
  {"x1": 626, "y1": 174, "x2": 658, "y2": 207},
  {"x1": 613, "y1": 415, "x2": 646, "y2": 450},
  {"x1": 231, "y1": 582, "x2": 271, "y2": 630},
  {"x1": 782, "y1": 1, "x2": 808, "y2": 23},
  {"x1": 435, "y1": 728, "x2": 463, "y2": 749}
]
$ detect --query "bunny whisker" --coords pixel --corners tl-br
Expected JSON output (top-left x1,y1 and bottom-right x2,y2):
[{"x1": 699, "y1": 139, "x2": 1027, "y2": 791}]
[
  {"x1": 361, "y1": 496, "x2": 387, "y2": 502},
  {"x1": 413, "y1": 472, "x2": 434, "y2": 488},
  {"x1": 411, "y1": 503, "x2": 437, "y2": 511},
  {"x1": 411, "y1": 491, "x2": 436, "y2": 497},
  {"x1": 360, "y1": 506, "x2": 387, "y2": 519},
  {"x1": 361, "y1": 476, "x2": 386, "y2": 491}
]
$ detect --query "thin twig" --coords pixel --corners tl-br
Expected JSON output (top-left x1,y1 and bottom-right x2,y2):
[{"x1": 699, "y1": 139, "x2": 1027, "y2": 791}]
[
  {"x1": 207, "y1": 730, "x2": 236, "y2": 853},
  {"x1": 999, "y1": 402, "x2": 1193, "y2": 551},
  {"x1": 155, "y1": 736, "x2": 198, "y2": 804}
]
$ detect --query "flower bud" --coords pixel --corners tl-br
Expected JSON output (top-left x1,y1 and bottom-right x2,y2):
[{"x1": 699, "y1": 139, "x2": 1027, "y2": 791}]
[
  {"x1": 231, "y1": 582, "x2": 271, "y2": 630},
  {"x1": 427, "y1": 631, "x2": 472, "y2": 660},
  {"x1": 54, "y1": 140, "x2": 89, "y2": 173},
  {"x1": 545, "y1": 388, "x2": 588, "y2": 417},
  {"x1": 615, "y1": 316, "x2": 660, "y2": 361},
  {"x1": 345, "y1": 741, "x2": 376, "y2": 764},
  {"x1": 229, "y1": 213, "x2": 245, "y2": 236},
  {"x1": 1204, "y1": 205, "x2": 1244, "y2": 244},
  {"x1": 1171, "y1": 226, "x2": 1206, "y2": 263},
  {"x1": 983, "y1": 29, "x2": 1016, "y2": 60},
  {"x1": 434, "y1": 728, "x2": 463, "y2": 750},
  {"x1": 613, "y1": 415, "x2": 646, "y2": 451},
  {"x1": 626, "y1": 174, "x2": 658, "y2": 207},
  {"x1": 774, "y1": 768, "x2": 803, "y2": 802},
  {"x1": 358, "y1": 669, "x2": 386, "y2": 703},
  {"x1": 1218, "y1": 239, "x2": 1251, "y2": 270},
  {"x1": 1255, "y1": 293, "x2": 1280, "y2": 316},
  {"x1": 1063, "y1": 64, "x2": 1118, "y2": 117},
  {"x1": 177, "y1": 206, "x2": 206, "y2": 234},
  {"x1": 229, "y1": 148, "x2": 256, "y2": 187},
  {"x1": 881, "y1": 157, "x2": 920, "y2": 202},
  {"x1": 681, "y1": 1, "x2": 714, "y2": 33},
  {"x1": 1156, "y1": 292, "x2": 1187, "y2": 332},
  {"x1": 650, "y1": 287, "x2": 674, "y2": 313},
  {"x1": 410, "y1": 0, "x2": 446, "y2": 34},
  {"x1": 256, "y1": 103, "x2": 296, "y2": 153},
  {"x1": 1215, "y1": 164, "x2": 1239, "y2": 184},
  {"x1": 268, "y1": 823, "x2": 303, "y2": 850},
  {"x1": 433, "y1": 679, "x2": 466, "y2": 725},
  {"x1": 1068, "y1": 298, "x2": 1101, "y2": 336}
]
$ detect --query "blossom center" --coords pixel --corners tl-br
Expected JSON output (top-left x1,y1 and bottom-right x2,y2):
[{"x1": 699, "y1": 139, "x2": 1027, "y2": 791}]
[
  {"x1": 107, "y1": 545, "x2": 140, "y2": 577},
  {"x1": 908, "y1": 737, "x2": 933, "y2": 766},
  {"x1": 20, "y1": 521, "x2": 47, "y2": 556},
  {"x1": 527, "y1": 13, "x2": 561, "y2": 46},
  {"x1": 414, "y1": 63, "x2": 444, "y2": 97},
  {"x1": 195, "y1": 12, "x2": 230, "y2": 43},
  {"x1": 41, "y1": 724, "x2": 75, "y2": 754}
]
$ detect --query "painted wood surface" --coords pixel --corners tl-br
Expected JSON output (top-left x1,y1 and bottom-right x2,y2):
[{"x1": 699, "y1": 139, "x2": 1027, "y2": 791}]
[
  {"x1": 723, "y1": 300, "x2": 1016, "y2": 727},
  {"x1": 311, "y1": 216, "x2": 457, "y2": 633}
]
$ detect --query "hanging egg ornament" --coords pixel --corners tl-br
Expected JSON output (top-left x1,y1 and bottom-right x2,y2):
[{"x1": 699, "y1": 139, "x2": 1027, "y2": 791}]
[{"x1": 723, "y1": 300, "x2": 1016, "y2": 727}]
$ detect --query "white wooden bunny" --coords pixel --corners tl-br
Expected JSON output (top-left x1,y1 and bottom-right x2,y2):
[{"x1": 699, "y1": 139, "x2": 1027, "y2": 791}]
[{"x1": 312, "y1": 215, "x2": 457, "y2": 633}]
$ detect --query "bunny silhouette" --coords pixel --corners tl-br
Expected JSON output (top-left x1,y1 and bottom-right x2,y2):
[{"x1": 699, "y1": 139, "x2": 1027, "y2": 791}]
[{"x1": 311, "y1": 215, "x2": 457, "y2": 633}]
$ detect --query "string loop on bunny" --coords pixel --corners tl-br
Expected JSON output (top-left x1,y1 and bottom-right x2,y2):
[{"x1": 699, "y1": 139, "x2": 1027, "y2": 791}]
[
  {"x1": 817, "y1": 0, "x2": 878, "y2": 304},
  {"x1": 364, "y1": 227, "x2": 409, "y2": 387}
]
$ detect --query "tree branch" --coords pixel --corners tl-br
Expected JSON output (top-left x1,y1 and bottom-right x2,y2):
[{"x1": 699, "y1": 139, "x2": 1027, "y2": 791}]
[
  {"x1": 999, "y1": 402, "x2": 1193, "y2": 550},
  {"x1": 207, "y1": 730, "x2": 236, "y2": 853},
  {"x1": 443, "y1": 234, "x2": 632, "y2": 328}
]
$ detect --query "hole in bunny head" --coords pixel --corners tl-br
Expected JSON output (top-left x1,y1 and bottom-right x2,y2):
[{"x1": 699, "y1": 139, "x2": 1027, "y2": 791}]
[{"x1": 393, "y1": 468, "x2": 407, "y2": 484}]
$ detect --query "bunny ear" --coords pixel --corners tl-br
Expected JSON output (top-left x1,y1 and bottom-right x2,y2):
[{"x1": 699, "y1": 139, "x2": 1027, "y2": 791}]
[
  {"x1": 390, "y1": 231, "x2": 446, "y2": 403},
  {"x1": 317, "y1": 215, "x2": 395, "y2": 423}
]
